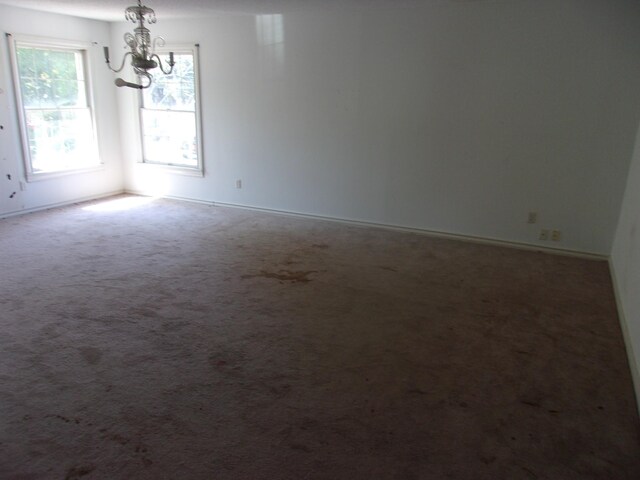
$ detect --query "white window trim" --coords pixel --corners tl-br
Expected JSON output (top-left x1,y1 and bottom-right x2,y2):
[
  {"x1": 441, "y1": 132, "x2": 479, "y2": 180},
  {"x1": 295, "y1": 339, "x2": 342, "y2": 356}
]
[
  {"x1": 137, "y1": 43, "x2": 204, "y2": 177},
  {"x1": 7, "y1": 33, "x2": 102, "y2": 182}
]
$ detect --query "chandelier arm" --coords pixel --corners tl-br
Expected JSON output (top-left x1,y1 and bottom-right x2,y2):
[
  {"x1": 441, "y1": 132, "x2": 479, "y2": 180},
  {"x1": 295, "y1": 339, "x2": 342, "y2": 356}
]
[
  {"x1": 115, "y1": 78, "x2": 142, "y2": 89},
  {"x1": 138, "y1": 72, "x2": 153, "y2": 89},
  {"x1": 114, "y1": 71, "x2": 152, "y2": 89},
  {"x1": 106, "y1": 51, "x2": 133, "y2": 73},
  {"x1": 151, "y1": 53, "x2": 175, "y2": 75}
]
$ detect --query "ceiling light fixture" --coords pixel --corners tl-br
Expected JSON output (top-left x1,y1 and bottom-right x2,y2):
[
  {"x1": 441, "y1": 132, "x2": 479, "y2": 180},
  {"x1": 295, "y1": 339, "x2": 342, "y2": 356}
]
[{"x1": 103, "y1": 0, "x2": 174, "y2": 89}]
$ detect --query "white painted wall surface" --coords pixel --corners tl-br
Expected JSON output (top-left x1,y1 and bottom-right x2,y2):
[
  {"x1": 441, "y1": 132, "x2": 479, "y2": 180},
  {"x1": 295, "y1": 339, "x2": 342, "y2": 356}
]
[
  {"x1": 0, "y1": 5, "x2": 122, "y2": 217},
  {"x1": 116, "y1": 0, "x2": 640, "y2": 255},
  {"x1": 612, "y1": 120, "x2": 640, "y2": 409}
]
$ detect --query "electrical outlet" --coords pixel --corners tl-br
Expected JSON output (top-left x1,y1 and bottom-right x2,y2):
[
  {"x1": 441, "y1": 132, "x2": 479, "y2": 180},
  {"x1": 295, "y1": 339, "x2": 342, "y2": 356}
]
[
  {"x1": 551, "y1": 230, "x2": 562, "y2": 241},
  {"x1": 527, "y1": 212, "x2": 538, "y2": 224},
  {"x1": 19, "y1": 181, "x2": 26, "y2": 191},
  {"x1": 539, "y1": 229, "x2": 549, "y2": 241},
  {"x1": 236, "y1": 179, "x2": 242, "y2": 189}
]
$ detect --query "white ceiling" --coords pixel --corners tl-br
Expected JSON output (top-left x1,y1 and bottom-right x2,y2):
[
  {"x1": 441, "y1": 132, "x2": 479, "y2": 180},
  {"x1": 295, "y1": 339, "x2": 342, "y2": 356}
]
[
  {"x1": 0, "y1": 0, "x2": 486, "y2": 22},
  {"x1": 1, "y1": 0, "x2": 257, "y2": 20}
]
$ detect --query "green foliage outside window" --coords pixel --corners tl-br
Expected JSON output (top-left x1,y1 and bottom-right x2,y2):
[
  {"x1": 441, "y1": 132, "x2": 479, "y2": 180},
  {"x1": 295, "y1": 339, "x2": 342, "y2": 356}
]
[{"x1": 17, "y1": 46, "x2": 84, "y2": 109}]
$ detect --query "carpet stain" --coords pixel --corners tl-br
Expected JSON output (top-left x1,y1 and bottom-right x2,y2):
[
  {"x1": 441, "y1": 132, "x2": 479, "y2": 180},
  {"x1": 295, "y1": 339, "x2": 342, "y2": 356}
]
[
  {"x1": 128, "y1": 307, "x2": 157, "y2": 318},
  {"x1": 65, "y1": 465, "x2": 95, "y2": 479},
  {"x1": 241, "y1": 270, "x2": 318, "y2": 284},
  {"x1": 78, "y1": 347, "x2": 102, "y2": 365},
  {"x1": 378, "y1": 265, "x2": 398, "y2": 272},
  {"x1": 135, "y1": 443, "x2": 153, "y2": 467},
  {"x1": 106, "y1": 433, "x2": 130, "y2": 445},
  {"x1": 290, "y1": 443, "x2": 312, "y2": 452},
  {"x1": 269, "y1": 384, "x2": 291, "y2": 396},
  {"x1": 209, "y1": 351, "x2": 248, "y2": 370},
  {"x1": 407, "y1": 388, "x2": 428, "y2": 395},
  {"x1": 311, "y1": 243, "x2": 329, "y2": 249},
  {"x1": 521, "y1": 465, "x2": 539, "y2": 479},
  {"x1": 46, "y1": 414, "x2": 81, "y2": 424},
  {"x1": 135, "y1": 444, "x2": 148, "y2": 454},
  {"x1": 298, "y1": 417, "x2": 319, "y2": 430},
  {"x1": 173, "y1": 302, "x2": 210, "y2": 314}
]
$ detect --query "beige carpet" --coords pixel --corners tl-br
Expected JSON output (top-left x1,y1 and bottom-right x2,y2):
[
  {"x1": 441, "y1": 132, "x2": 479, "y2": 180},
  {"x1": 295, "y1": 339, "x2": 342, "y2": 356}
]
[{"x1": 0, "y1": 195, "x2": 639, "y2": 479}]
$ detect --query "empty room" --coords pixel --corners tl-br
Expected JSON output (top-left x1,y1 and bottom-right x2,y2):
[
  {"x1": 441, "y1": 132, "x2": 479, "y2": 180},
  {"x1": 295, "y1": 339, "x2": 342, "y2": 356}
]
[{"x1": 1, "y1": 0, "x2": 640, "y2": 478}]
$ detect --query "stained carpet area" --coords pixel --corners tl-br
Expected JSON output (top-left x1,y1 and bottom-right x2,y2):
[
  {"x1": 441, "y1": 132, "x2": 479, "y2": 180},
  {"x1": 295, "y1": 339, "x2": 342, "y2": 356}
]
[{"x1": 0, "y1": 195, "x2": 639, "y2": 479}]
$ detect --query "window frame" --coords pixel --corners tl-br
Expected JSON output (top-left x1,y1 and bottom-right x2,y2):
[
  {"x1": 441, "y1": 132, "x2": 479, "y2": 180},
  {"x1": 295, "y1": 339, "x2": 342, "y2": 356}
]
[
  {"x1": 7, "y1": 34, "x2": 101, "y2": 182},
  {"x1": 137, "y1": 43, "x2": 204, "y2": 177}
]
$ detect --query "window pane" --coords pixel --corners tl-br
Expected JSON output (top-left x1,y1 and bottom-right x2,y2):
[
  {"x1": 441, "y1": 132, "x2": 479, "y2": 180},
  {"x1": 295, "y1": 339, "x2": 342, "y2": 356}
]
[
  {"x1": 141, "y1": 109, "x2": 197, "y2": 167},
  {"x1": 47, "y1": 50, "x2": 79, "y2": 81},
  {"x1": 17, "y1": 47, "x2": 83, "y2": 108},
  {"x1": 51, "y1": 79, "x2": 83, "y2": 108},
  {"x1": 25, "y1": 108, "x2": 97, "y2": 173},
  {"x1": 142, "y1": 53, "x2": 195, "y2": 111}
]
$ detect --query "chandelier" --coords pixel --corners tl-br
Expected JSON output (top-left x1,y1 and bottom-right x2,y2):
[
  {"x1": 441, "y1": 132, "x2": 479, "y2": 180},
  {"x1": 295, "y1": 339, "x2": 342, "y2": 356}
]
[{"x1": 103, "y1": 0, "x2": 175, "y2": 89}]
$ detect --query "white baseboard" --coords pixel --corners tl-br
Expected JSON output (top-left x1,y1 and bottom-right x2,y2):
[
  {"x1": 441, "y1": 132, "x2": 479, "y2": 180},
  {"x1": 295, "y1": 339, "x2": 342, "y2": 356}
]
[
  {"x1": 0, "y1": 190, "x2": 125, "y2": 220},
  {"x1": 124, "y1": 189, "x2": 608, "y2": 260},
  {"x1": 226, "y1": 202, "x2": 610, "y2": 260},
  {"x1": 608, "y1": 259, "x2": 640, "y2": 416},
  {"x1": 125, "y1": 189, "x2": 607, "y2": 261}
]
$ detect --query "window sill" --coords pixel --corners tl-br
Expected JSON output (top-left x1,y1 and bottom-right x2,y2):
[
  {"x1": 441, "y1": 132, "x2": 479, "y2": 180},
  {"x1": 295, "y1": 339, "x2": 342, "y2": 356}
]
[
  {"x1": 138, "y1": 162, "x2": 204, "y2": 178},
  {"x1": 26, "y1": 164, "x2": 105, "y2": 182}
]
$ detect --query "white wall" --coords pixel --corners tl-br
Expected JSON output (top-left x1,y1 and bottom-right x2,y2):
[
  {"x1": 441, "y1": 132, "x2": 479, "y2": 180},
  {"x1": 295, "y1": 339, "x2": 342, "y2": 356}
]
[
  {"x1": 117, "y1": 0, "x2": 640, "y2": 255},
  {"x1": 612, "y1": 120, "x2": 640, "y2": 409},
  {"x1": 0, "y1": 5, "x2": 122, "y2": 217},
  {"x1": 0, "y1": 2, "x2": 638, "y2": 253}
]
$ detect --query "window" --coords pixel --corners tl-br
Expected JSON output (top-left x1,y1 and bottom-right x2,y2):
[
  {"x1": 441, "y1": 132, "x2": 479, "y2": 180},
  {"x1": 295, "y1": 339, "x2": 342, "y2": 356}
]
[
  {"x1": 139, "y1": 45, "x2": 202, "y2": 172},
  {"x1": 9, "y1": 36, "x2": 100, "y2": 180}
]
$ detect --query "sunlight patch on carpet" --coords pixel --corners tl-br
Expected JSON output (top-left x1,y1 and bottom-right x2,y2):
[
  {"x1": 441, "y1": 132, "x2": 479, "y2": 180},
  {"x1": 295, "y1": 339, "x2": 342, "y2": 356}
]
[{"x1": 83, "y1": 196, "x2": 156, "y2": 212}]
